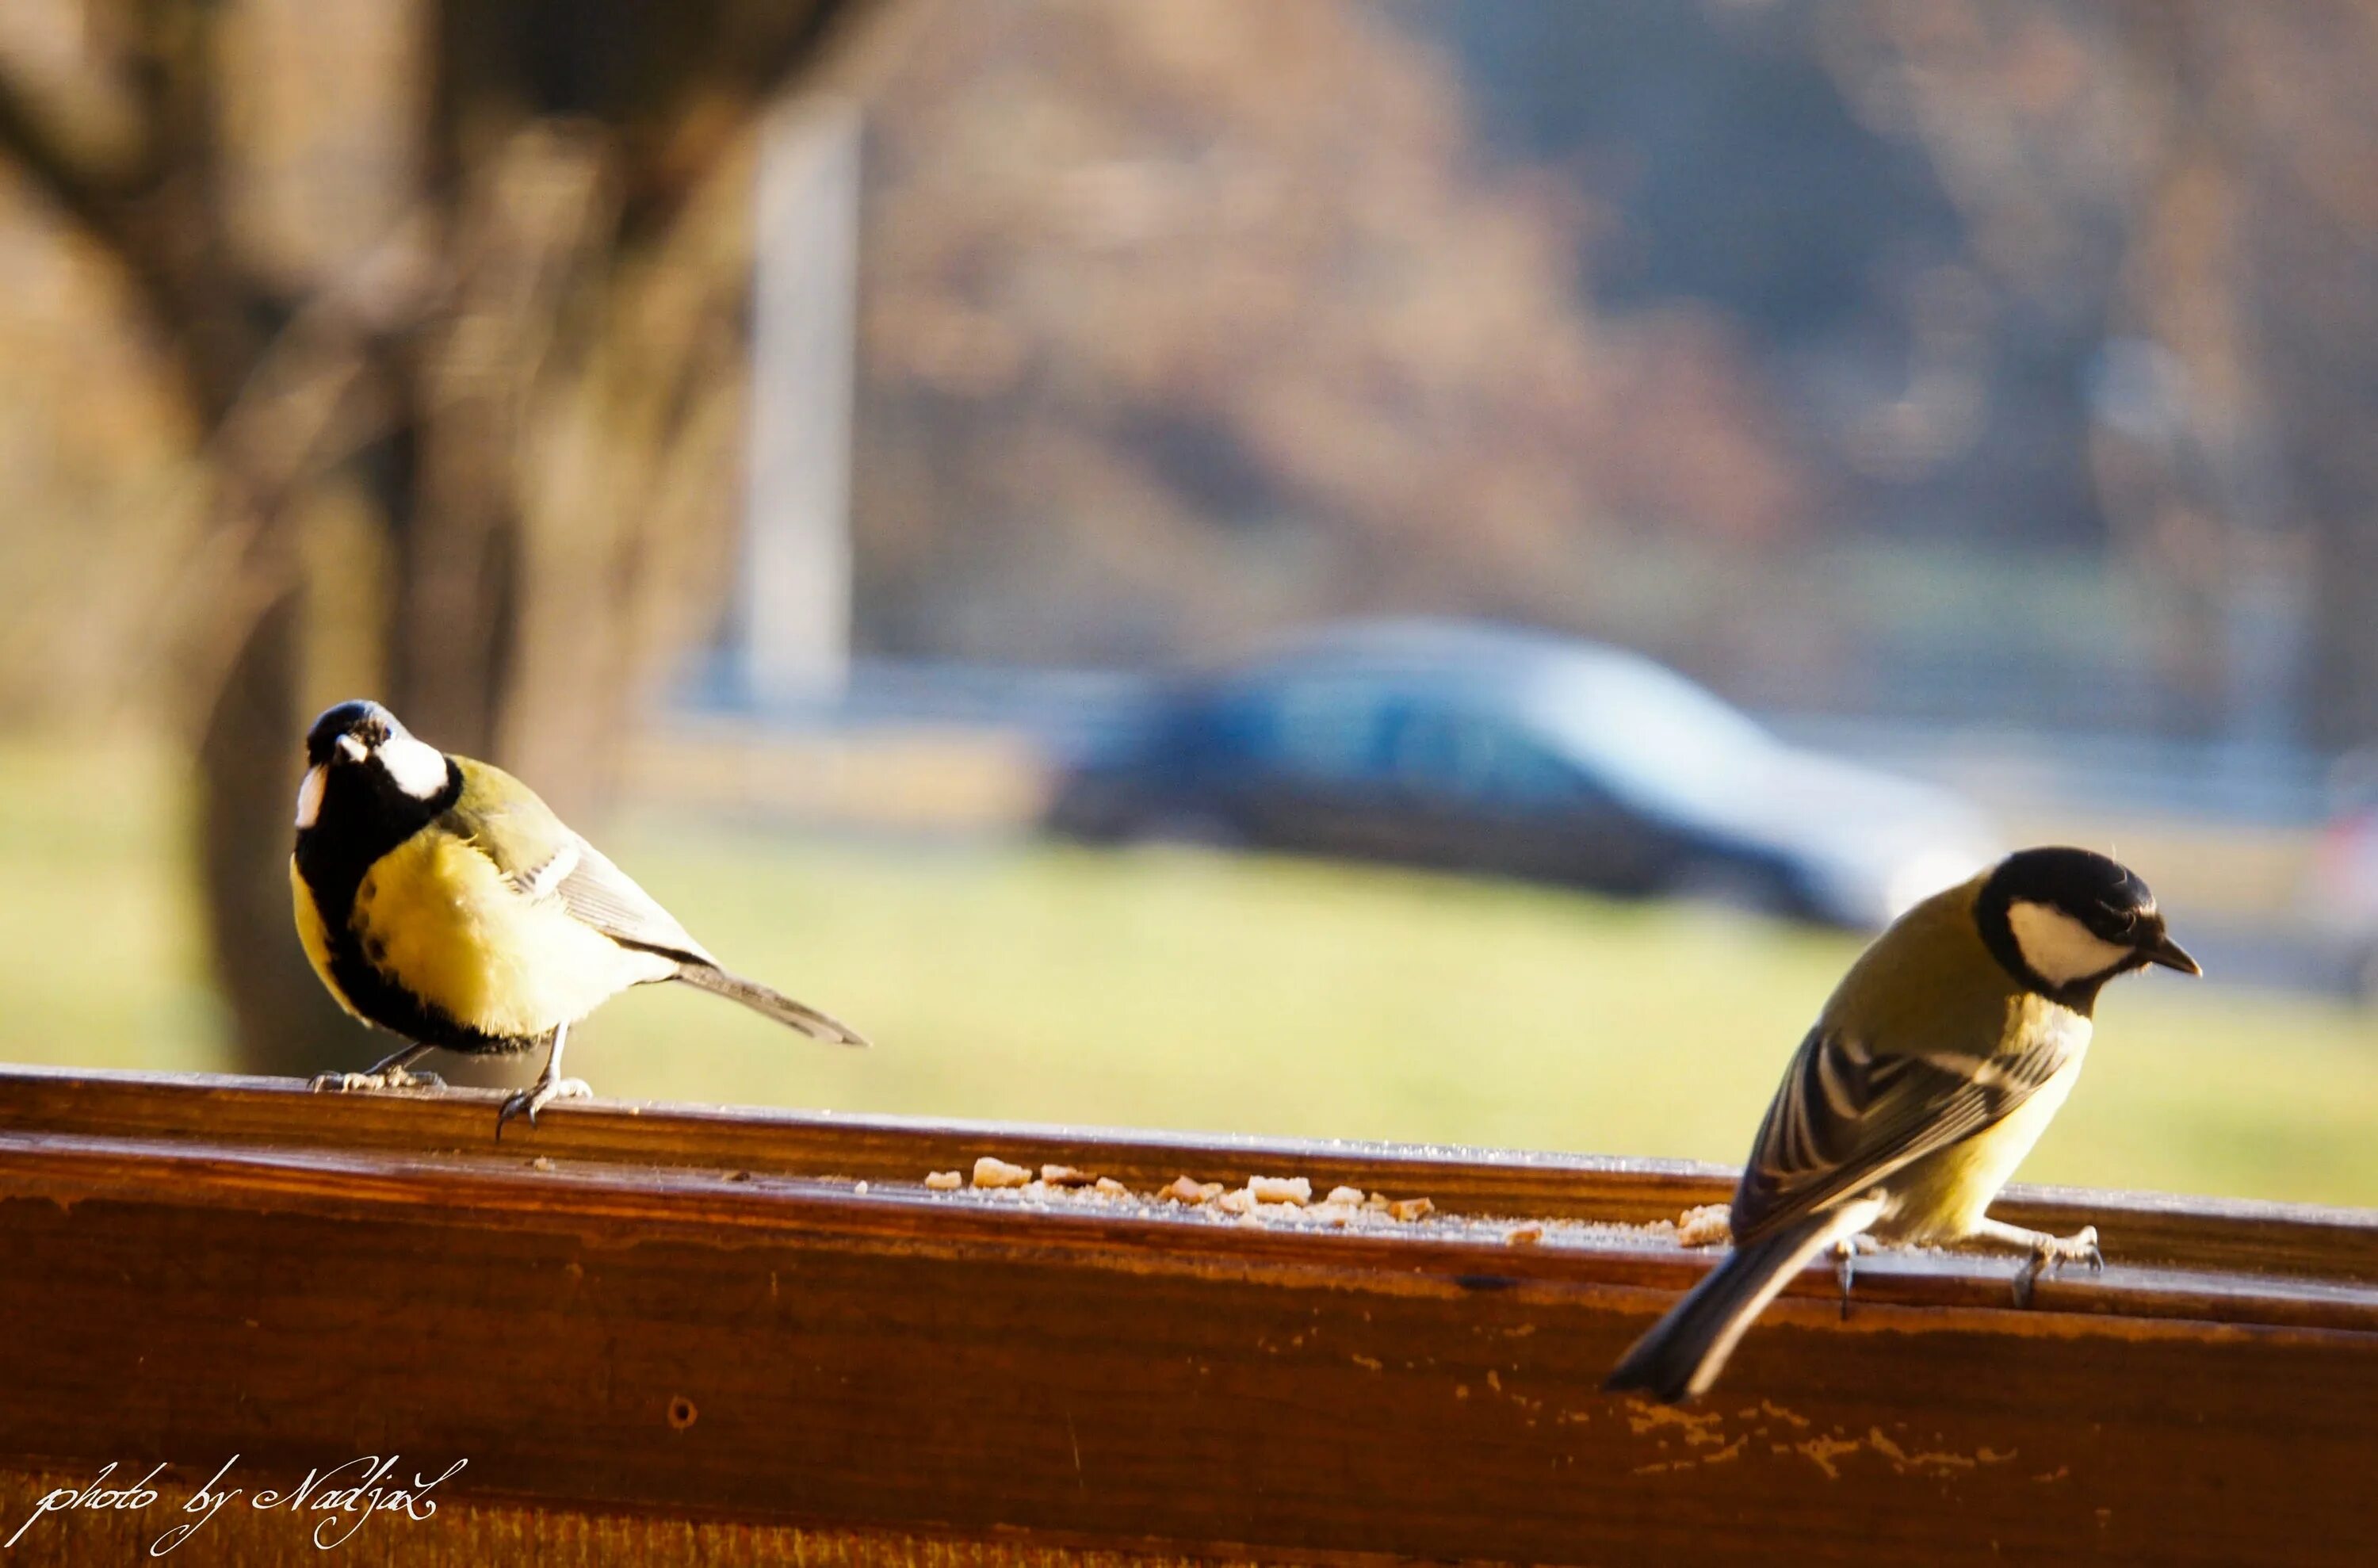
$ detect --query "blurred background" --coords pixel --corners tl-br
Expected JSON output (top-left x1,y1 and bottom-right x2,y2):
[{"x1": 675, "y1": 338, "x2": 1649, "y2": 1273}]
[{"x1": 3, "y1": 0, "x2": 2376, "y2": 1203}]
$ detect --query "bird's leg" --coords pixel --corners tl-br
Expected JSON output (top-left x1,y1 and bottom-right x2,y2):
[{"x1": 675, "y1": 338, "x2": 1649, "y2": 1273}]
[
  {"x1": 1969, "y1": 1218, "x2": 2103, "y2": 1307},
  {"x1": 495, "y1": 1022, "x2": 592, "y2": 1138},
  {"x1": 311, "y1": 1042, "x2": 445, "y2": 1093},
  {"x1": 1833, "y1": 1233, "x2": 1882, "y2": 1321}
]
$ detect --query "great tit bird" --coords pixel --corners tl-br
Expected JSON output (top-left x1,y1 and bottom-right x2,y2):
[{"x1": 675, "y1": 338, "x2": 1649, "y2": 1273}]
[
  {"x1": 290, "y1": 699, "x2": 867, "y2": 1134},
  {"x1": 1605, "y1": 846, "x2": 2199, "y2": 1405}
]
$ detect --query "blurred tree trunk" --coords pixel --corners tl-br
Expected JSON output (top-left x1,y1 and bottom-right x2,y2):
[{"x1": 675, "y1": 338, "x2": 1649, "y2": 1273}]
[
  {"x1": 203, "y1": 591, "x2": 365, "y2": 1074},
  {"x1": 0, "y1": 0, "x2": 902, "y2": 1076}
]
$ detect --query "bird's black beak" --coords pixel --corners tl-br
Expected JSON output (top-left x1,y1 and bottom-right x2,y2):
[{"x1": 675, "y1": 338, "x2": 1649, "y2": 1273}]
[{"x1": 2140, "y1": 927, "x2": 2202, "y2": 976}]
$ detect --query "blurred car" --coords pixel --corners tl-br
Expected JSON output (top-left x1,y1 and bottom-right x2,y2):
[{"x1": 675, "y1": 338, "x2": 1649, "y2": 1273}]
[{"x1": 1046, "y1": 620, "x2": 2001, "y2": 929}]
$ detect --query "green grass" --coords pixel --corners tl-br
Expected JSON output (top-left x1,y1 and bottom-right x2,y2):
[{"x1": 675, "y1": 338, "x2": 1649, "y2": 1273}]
[
  {"x1": 0, "y1": 740, "x2": 225, "y2": 1071},
  {"x1": 3, "y1": 737, "x2": 2375, "y2": 1205}
]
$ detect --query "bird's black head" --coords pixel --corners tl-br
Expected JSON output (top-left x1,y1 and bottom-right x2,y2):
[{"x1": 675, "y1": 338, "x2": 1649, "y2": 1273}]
[
  {"x1": 1975, "y1": 846, "x2": 2200, "y2": 1012},
  {"x1": 293, "y1": 699, "x2": 458, "y2": 854},
  {"x1": 304, "y1": 700, "x2": 398, "y2": 767}
]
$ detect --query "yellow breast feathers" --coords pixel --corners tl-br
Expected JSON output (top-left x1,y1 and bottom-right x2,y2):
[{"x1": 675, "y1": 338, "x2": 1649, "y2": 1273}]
[
  {"x1": 1887, "y1": 995, "x2": 2093, "y2": 1244},
  {"x1": 344, "y1": 830, "x2": 675, "y2": 1039}
]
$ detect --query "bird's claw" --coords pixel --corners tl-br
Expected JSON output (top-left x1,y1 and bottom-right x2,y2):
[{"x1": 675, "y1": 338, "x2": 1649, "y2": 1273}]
[
  {"x1": 1833, "y1": 1233, "x2": 1881, "y2": 1321},
  {"x1": 311, "y1": 1066, "x2": 446, "y2": 1093},
  {"x1": 2013, "y1": 1225, "x2": 2102, "y2": 1308},
  {"x1": 495, "y1": 1077, "x2": 592, "y2": 1138}
]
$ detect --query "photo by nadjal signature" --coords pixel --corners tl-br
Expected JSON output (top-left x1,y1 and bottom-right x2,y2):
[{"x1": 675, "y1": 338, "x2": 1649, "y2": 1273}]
[{"x1": 3, "y1": 1453, "x2": 468, "y2": 1554}]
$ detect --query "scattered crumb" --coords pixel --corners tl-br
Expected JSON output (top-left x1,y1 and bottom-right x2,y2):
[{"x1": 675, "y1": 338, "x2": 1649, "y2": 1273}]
[
  {"x1": 723, "y1": 1168, "x2": 752, "y2": 1183},
  {"x1": 1676, "y1": 1204, "x2": 1732, "y2": 1248},
  {"x1": 530, "y1": 1157, "x2": 556, "y2": 1172},
  {"x1": 892, "y1": 1163, "x2": 1678, "y2": 1256},
  {"x1": 852, "y1": 1180, "x2": 870, "y2": 1197},
  {"x1": 1160, "y1": 1176, "x2": 1223, "y2": 1205},
  {"x1": 1248, "y1": 1175, "x2": 1312, "y2": 1206},
  {"x1": 972, "y1": 1157, "x2": 1033, "y2": 1189}
]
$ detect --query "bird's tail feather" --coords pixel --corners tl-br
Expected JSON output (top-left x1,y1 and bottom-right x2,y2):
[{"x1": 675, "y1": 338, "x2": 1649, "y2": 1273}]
[
  {"x1": 672, "y1": 963, "x2": 870, "y2": 1047},
  {"x1": 1604, "y1": 1201, "x2": 1875, "y2": 1404}
]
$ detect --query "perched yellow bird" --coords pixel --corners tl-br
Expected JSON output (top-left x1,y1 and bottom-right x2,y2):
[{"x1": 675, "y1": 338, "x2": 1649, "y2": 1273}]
[
  {"x1": 1606, "y1": 846, "x2": 2199, "y2": 1405},
  {"x1": 290, "y1": 699, "x2": 866, "y2": 1134}
]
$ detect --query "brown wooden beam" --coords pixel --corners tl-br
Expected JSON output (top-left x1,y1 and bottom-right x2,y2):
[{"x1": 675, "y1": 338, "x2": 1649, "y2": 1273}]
[{"x1": 0, "y1": 1065, "x2": 2370, "y2": 1564}]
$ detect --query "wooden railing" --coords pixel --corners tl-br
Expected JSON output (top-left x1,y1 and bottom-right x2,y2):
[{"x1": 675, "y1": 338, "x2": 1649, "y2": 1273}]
[{"x1": 0, "y1": 1064, "x2": 2371, "y2": 1564}]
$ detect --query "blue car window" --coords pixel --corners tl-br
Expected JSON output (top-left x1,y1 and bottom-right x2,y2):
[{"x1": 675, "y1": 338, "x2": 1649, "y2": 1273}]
[
  {"x1": 1390, "y1": 706, "x2": 1585, "y2": 808},
  {"x1": 1536, "y1": 656, "x2": 1772, "y2": 810},
  {"x1": 1260, "y1": 679, "x2": 1396, "y2": 783}
]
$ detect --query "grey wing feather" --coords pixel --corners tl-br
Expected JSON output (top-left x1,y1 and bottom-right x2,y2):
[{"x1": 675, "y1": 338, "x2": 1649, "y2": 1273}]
[
  {"x1": 527, "y1": 835, "x2": 716, "y2": 966},
  {"x1": 506, "y1": 831, "x2": 863, "y2": 1046},
  {"x1": 1732, "y1": 1023, "x2": 2079, "y2": 1243}
]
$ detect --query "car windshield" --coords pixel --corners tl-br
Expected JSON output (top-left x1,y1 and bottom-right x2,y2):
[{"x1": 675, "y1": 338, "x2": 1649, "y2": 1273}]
[{"x1": 1528, "y1": 652, "x2": 1775, "y2": 809}]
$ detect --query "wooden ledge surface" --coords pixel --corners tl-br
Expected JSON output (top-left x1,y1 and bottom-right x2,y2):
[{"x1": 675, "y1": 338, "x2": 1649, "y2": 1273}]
[{"x1": 0, "y1": 1065, "x2": 2372, "y2": 1564}]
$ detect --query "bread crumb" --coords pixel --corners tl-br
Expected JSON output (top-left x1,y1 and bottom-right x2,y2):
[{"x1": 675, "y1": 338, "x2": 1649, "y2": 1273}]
[
  {"x1": 972, "y1": 1157, "x2": 1033, "y2": 1188},
  {"x1": 1363, "y1": 1192, "x2": 1392, "y2": 1210},
  {"x1": 1248, "y1": 1175, "x2": 1312, "y2": 1206},
  {"x1": 1040, "y1": 1165, "x2": 1096, "y2": 1187},
  {"x1": 1325, "y1": 1185, "x2": 1367, "y2": 1206},
  {"x1": 853, "y1": 1180, "x2": 870, "y2": 1197},
  {"x1": 1093, "y1": 1176, "x2": 1130, "y2": 1197},
  {"x1": 1506, "y1": 1225, "x2": 1544, "y2": 1246},
  {"x1": 531, "y1": 1157, "x2": 556, "y2": 1172},
  {"x1": 1676, "y1": 1203, "x2": 1732, "y2": 1248},
  {"x1": 1215, "y1": 1188, "x2": 1256, "y2": 1215},
  {"x1": 1387, "y1": 1197, "x2": 1435, "y2": 1222},
  {"x1": 1160, "y1": 1176, "x2": 1223, "y2": 1205},
  {"x1": 924, "y1": 1170, "x2": 962, "y2": 1191}
]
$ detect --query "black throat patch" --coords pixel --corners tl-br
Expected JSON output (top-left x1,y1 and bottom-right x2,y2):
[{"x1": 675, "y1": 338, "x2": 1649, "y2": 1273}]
[{"x1": 293, "y1": 755, "x2": 462, "y2": 925}]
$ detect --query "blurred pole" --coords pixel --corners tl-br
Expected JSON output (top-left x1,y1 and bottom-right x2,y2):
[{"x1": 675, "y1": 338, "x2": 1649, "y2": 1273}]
[{"x1": 740, "y1": 94, "x2": 860, "y2": 704}]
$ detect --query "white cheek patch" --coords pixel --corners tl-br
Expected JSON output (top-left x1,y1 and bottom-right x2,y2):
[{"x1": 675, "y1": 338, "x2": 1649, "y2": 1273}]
[
  {"x1": 294, "y1": 765, "x2": 327, "y2": 829},
  {"x1": 2007, "y1": 899, "x2": 2135, "y2": 985},
  {"x1": 377, "y1": 732, "x2": 451, "y2": 799}
]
